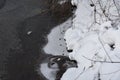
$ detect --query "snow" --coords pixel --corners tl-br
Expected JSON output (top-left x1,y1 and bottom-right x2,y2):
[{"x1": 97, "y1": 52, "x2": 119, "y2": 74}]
[
  {"x1": 62, "y1": 0, "x2": 120, "y2": 80},
  {"x1": 40, "y1": 18, "x2": 72, "y2": 80},
  {"x1": 40, "y1": 63, "x2": 58, "y2": 80},
  {"x1": 43, "y1": 18, "x2": 72, "y2": 56}
]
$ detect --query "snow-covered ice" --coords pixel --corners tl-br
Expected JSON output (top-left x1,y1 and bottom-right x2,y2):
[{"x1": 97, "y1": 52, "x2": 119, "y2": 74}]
[
  {"x1": 43, "y1": 18, "x2": 72, "y2": 56},
  {"x1": 40, "y1": 18, "x2": 72, "y2": 80}
]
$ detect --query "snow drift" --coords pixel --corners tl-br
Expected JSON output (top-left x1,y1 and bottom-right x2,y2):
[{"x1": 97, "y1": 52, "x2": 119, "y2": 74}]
[{"x1": 62, "y1": 0, "x2": 120, "y2": 80}]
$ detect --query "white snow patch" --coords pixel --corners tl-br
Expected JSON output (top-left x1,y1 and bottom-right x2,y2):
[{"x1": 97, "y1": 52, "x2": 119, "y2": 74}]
[
  {"x1": 43, "y1": 19, "x2": 72, "y2": 55},
  {"x1": 40, "y1": 63, "x2": 58, "y2": 80},
  {"x1": 40, "y1": 19, "x2": 72, "y2": 80}
]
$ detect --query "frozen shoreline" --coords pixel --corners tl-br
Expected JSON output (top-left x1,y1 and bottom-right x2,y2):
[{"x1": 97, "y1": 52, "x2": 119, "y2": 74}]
[
  {"x1": 40, "y1": 18, "x2": 72, "y2": 80},
  {"x1": 43, "y1": 18, "x2": 72, "y2": 56}
]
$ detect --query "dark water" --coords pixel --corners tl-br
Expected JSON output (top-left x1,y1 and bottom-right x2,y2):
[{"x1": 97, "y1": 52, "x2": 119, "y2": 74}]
[{"x1": 0, "y1": 0, "x2": 73, "y2": 80}]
